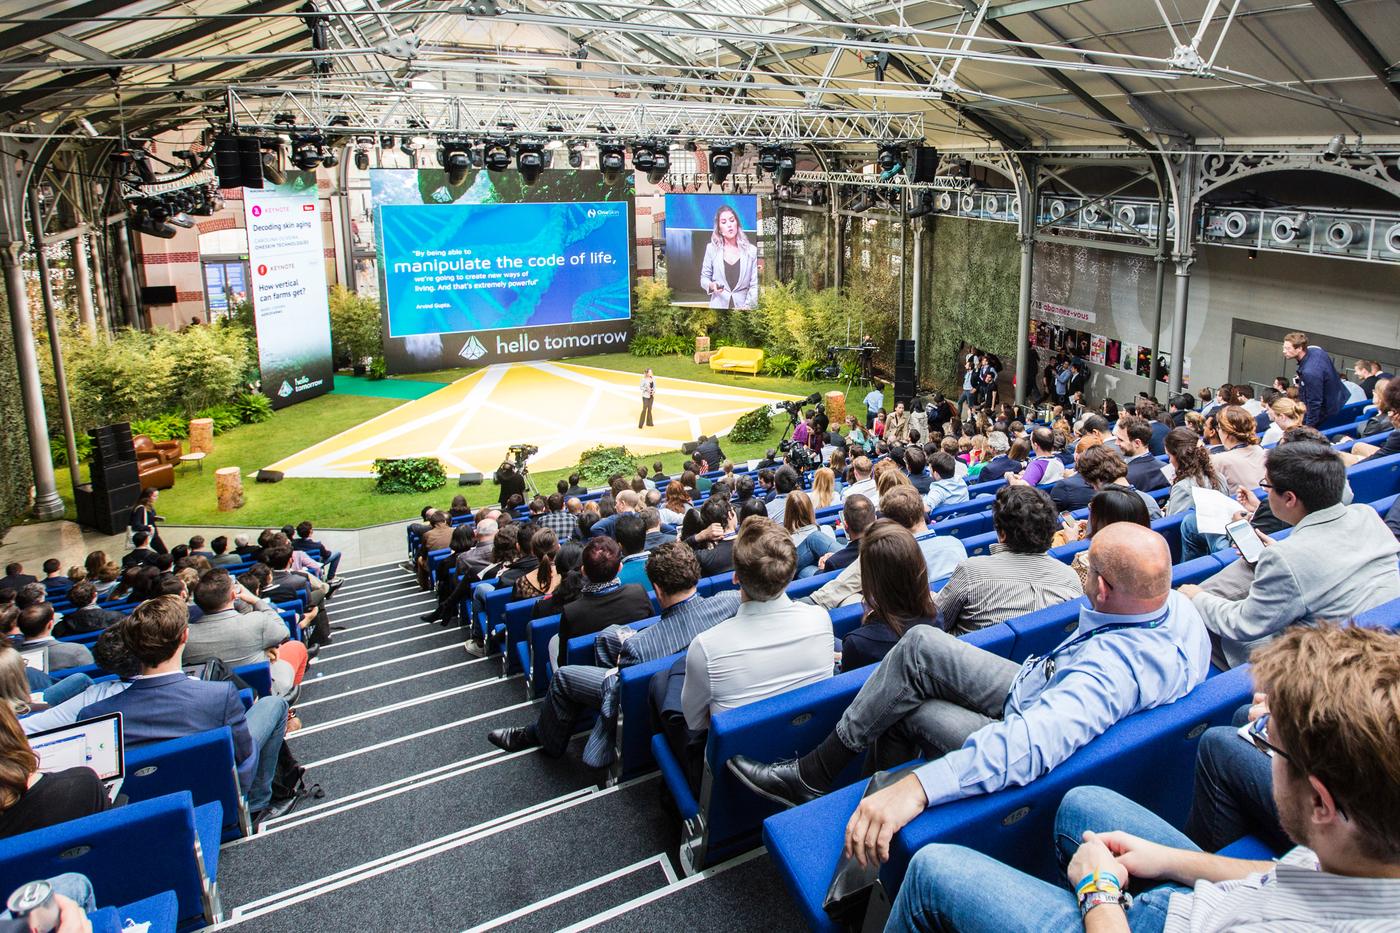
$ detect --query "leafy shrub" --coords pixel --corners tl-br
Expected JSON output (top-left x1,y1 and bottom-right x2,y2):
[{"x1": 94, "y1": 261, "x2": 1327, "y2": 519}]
[
  {"x1": 329, "y1": 285, "x2": 383, "y2": 366},
  {"x1": 575, "y1": 445, "x2": 638, "y2": 485},
  {"x1": 762, "y1": 354, "x2": 797, "y2": 378},
  {"x1": 49, "y1": 432, "x2": 93, "y2": 468},
  {"x1": 629, "y1": 335, "x2": 691, "y2": 357},
  {"x1": 373, "y1": 456, "x2": 447, "y2": 494},
  {"x1": 839, "y1": 359, "x2": 865, "y2": 384},
  {"x1": 196, "y1": 404, "x2": 243, "y2": 434},
  {"x1": 368, "y1": 357, "x2": 388, "y2": 380},
  {"x1": 131, "y1": 413, "x2": 190, "y2": 441},
  {"x1": 728, "y1": 406, "x2": 776, "y2": 445},
  {"x1": 233, "y1": 392, "x2": 273, "y2": 424},
  {"x1": 795, "y1": 358, "x2": 823, "y2": 381}
]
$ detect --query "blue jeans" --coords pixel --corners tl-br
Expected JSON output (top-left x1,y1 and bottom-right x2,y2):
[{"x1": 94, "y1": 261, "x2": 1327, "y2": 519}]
[
  {"x1": 887, "y1": 786, "x2": 1195, "y2": 933},
  {"x1": 322, "y1": 550, "x2": 342, "y2": 580},
  {"x1": 1185, "y1": 716, "x2": 1286, "y2": 853},
  {"x1": 1180, "y1": 510, "x2": 1228, "y2": 562},
  {"x1": 796, "y1": 530, "x2": 838, "y2": 578},
  {"x1": 41, "y1": 672, "x2": 93, "y2": 706},
  {"x1": 244, "y1": 695, "x2": 289, "y2": 811}
]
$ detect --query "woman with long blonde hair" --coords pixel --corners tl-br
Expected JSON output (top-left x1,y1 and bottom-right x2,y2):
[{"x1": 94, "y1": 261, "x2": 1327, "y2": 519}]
[{"x1": 810, "y1": 468, "x2": 838, "y2": 510}]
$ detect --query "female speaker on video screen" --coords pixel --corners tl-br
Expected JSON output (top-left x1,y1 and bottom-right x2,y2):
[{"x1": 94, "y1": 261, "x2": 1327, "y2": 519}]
[{"x1": 699, "y1": 205, "x2": 758, "y2": 310}]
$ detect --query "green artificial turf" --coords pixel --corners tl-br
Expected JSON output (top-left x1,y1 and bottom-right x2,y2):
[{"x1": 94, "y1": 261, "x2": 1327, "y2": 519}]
[{"x1": 35, "y1": 355, "x2": 889, "y2": 530}]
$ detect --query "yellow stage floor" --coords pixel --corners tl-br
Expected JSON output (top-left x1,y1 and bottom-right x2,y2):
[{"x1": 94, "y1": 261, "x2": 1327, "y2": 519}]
[{"x1": 267, "y1": 361, "x2": 799, "y2": 478}]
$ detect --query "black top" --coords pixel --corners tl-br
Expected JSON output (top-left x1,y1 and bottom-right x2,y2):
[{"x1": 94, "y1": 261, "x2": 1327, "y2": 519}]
[
  {"x1": 1125, "y1": 454, "x2": 1170, "y2": 493},
  {"x1": 0, "y1": 573, "x2": 36, "y2": 593},
  {"x1": 557, "y1": 584, "x2": 652, "y2": 667},
  {"x1": 842, "y1": 617, "x2": 933, "y2": 672},
  {"x1": 695, "y1": 539, "x2": 736, "y2": 577},
  {"x1": 978, "y1": 456, "x2": 1024, "y2": 483},
  {"x1": 724, "y1": 258, "x2": 740, "y2": 292},
  {"x1": 565, "y1": 484, "x2": 589, "y2": 498},
  {"x1": 121, "y1": 548, "x2": 159, "y2": 569},
  {"x1": 0, "y1": 768, "x2": 109, "y2": 840},
  {"x1": 1049, "y1": 472, "x2": 1096, "y2": 511},
  {"x1": 498, "y1": 472, "x2": 527, "y2": 508},
  {"x1": 1364, "y1": 430, "x2": 1400, "y2": 462},
  {"x1": 53, "y1": 606, "x2": 126, "y2": 638},
  {"x1": 906, "y1": 472, "x2": 933, "y2": 495},
  {"x1": 823, "y1": 540, "x2": 860, "y2": 573}
]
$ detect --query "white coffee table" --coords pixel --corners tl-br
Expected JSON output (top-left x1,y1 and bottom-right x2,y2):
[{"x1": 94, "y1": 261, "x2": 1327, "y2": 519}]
[{"x1": 180, "y1": 451, "x2": 207, "y2": 473}]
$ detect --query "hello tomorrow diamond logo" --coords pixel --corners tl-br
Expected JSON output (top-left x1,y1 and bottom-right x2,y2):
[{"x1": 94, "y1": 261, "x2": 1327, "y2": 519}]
[{"x1": 459, "y1": 336, "x2": 487, "y2": 361}]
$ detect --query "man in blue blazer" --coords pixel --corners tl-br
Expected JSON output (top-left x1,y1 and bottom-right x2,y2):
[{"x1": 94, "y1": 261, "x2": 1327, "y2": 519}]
[{"x1": 80, "y1": 594, "x2": 293, "y2": 822}]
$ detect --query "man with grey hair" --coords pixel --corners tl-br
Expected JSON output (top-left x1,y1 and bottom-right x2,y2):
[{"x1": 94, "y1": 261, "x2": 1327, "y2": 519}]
[
  {"x1": 421, "y1": 517, "x2": 499, "y2": 625},
  {"x1": 976, "y1": 431, "x2": 1021, "y2": 483}
]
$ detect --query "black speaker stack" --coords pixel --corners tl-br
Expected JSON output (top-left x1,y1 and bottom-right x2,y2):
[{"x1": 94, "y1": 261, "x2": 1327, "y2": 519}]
[
  {"x1": 894, "y1": 339, "x2": 918, "y2": 408},
  {"x1": 907, "y1": 146, "x2": 941, "y2": 183},
  {"x1": 212, "y1": 135, "x2": 265, "y2": 190},
  {"x1": 75, "y1": 423, "x2": 141, "y2": 535}
]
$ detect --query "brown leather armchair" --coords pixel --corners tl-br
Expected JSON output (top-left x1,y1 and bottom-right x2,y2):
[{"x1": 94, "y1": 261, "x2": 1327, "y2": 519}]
[
  {"x1": 134, "y1": 434, "x2": 182, "y2": 465},
  {"x1": 137, "y1": 456, "x2": 174, "y2": 490}
]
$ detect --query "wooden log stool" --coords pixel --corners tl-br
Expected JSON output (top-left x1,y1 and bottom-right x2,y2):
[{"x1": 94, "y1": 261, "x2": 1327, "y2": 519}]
[
  {"x1": 694, "y1": 334, "x2": 712, "y2": 366},
  {"x1": 216, "y1": 466, "x2": 244, "y2": 511},
  {"x1": 188, "y1": 417, "x2": 214, "y2": 454},
  {"x1": 824, "y1": 390, "x2": 846, "y2": 426}
]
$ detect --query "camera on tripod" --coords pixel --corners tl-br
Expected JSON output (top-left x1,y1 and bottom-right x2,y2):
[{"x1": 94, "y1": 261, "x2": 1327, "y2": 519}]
[
  {"x1": 507, "y1": 443, "x2": 539, "y2": 470},
  {"x1": 774, "y1": 392, "x2": 823, "y2": 424}
]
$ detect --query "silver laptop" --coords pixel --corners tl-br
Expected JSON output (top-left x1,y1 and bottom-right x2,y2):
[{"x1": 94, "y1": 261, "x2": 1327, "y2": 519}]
[
  {"x1": 18, "y1": 646, "x2": 47, "y2": 673},
  {"x1": 28, "y1": 712, "x2": 125, "y2": 802}
]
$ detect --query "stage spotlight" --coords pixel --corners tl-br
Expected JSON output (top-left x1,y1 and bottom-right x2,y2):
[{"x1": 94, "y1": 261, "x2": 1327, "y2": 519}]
[
  {"x1": 645, "y1": 147, "x2": 669, "y2": 185},
  {"x1": 354, "y1": 146, "x2": 370, "y2": 171},
  {"x1": 774, "y1": 148, "x2": 796, "y2": 186},
  {"x1": 516, "y1": 139, "x2": 546, "y2": 184},
  {"x1": 131, "y1": 200, "x2": 177, "y2": 239},
  {"x1": 188, "y1": 187, "x2": 215, "y2": 216},
  {"x1": 757, "y1": 145, "x2": 781, "y2": 177},
  {"x1": 876, "y1": 143, "x2": 904, "y2": 180},
  {"x1": 479, "y1": 138, "x2": 510, "y2": 176},
  {"x1": 380, "y1": 134, "x2": 395, "y2": 150},
  {"x1": 906, "y1": 190, "x2": 933, "y2": 218},
  {"x1": 292, "y1": 135, "x2": 323, "y2": 170},
  {"x1": 631, "y1": 140, "x2": 658, "y2": 173},
  {"x1": 598, "y1": 142, "x2": 626, "y2": 182},
  {"x1": 708, "y1": 144, "x2": 733, "y2": 185},
  {"x1": 319, "y1": 144, "x2": 339, "y2": 169},
  {"x1": 567, "y1": 142, "x2": 584, "y2": 169},
  {"x1": 260, "y1": 146, "x2": 286, "y2": 185}
]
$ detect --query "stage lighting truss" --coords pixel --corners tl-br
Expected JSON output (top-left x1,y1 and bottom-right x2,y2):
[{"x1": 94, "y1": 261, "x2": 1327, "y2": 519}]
[
  {"x1": 1200, "y1": 205, "x2": 1400, "y2": 265},
  {"x1": 224, "y1": 86, "x2": 924, "y2": 148}
]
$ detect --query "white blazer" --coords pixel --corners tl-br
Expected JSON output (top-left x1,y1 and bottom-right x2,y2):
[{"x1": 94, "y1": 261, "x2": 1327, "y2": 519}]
[{"x1": 699, "y1": 241, "x2": 758, "y2": 309}]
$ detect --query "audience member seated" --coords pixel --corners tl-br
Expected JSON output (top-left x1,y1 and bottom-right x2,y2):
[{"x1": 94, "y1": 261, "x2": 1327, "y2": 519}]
[
  {"x1": 809, "y1": 487, "x2": 966, "y2": 610},
  {"x1": 921, "y1": 452, "x2": 968, "y2": 513},
  {"x1": 122, "y1": 532, "x2": 160, "y2": 569},
  {"x1": 784, "y1": 491, "x2": 838, "y2": 577},
  {"x1": 1164, "y1": 425, "x2": 1229, "y2": 515},
  {"x1": 488, "y1": 543, "x2": 741, "y2": 767},
  {"x1": 79, "y1": 595, "x2": 295, "y2": 823},
  {"x1": 841, "y1": 456, "x2": 877, "y2": 505},
  {"x1": 50, "y1": 582, "x2": 124, "y2": 638},
  {"x1": 39, "y1": 560, "x2": 71, "y2": 599},
  {"x1": 18, "y1": 605, "x2": 93, "y2": 670},
  {"x1": 817, "y1": 495, "x2": 875, "y2": 574},
  {"x1": 1114, "y1": 415, "x2": 1170, "y2": 492},
  {"x1": 1055, "y1": 486, "x2": 1152, "y2": 590},
  {"x1": 590, "y1": 490, "x2": 642, "y2": 539},
  {"x1": 85, "y1": 552, "x2": 121, "y2": 595},
  {"x1": 664, "y1": 518, "x2": 832, "y2": 785},
  {"x1": 1260, "y1": 395, "x2": 1307, "y2": 446},
  {"x1": 1180, "y1": 442, "x2": 1400, "y2": 668},
  {"x1": 1210, "y1": 405, "x2": 1269, "y2": 495},
  {"x1": 185, "y1": 570, "x2": 308, "y2": 698},
  {"x1": 1070, "y1": 444, "x2": 1164, "y2": 519},
  {"x1": 1348, "y1": 379, "x2": 1400, "y2": 463},
  {"x1": 0, "y1": 704, "x2": 108, "y2": 840},
  {"x1": 974, "y1": 432, "x2": 1022, "y2": 483},
  {"x1": 414, "y1": 511, "x2": 454, "y2": 589},
  {"x1": 537, "y1": 494, "x2": 580, "y2": 542},
  {"x1": 0, "y1": 563, "x2": 35, "y2": 594},
  {"x1": 638, "y1": 508, "x2": 669, "y2": 552},
  {"x1": 1048, "y1": 435, "x2": 1103, "y2": 512},
  {"x1": 1019, "y1": 426, "x2": 1065, "y2": 486},
  {"x1": 683, "y1": 496, "x2": 737, "y2": 577},
  {"x1": 293, "y1": 521, "x2": 341, "y2": 581},
  {"x1": 839, "y1": 522, "x2": 937, "y2": 670},
  {"x1": 934, "y1": 486, "x2": 1082, "y2": 635},
  {"x1": 614, "y1": 515, "x2": 651, "y2": 589},
  {"x1": 766, "y1": 466, "x2": 801, "y2": 526},
  {"x1": 513, "y1": 528, "x2": 562, "y2": 601},
  {"x1": 1183, "y1": 691, "x2": 1289, "y2": 856},
  {"x1": 264, "y1": 546, "x2": 331, "y2": 648},
  {"x1": 884, "y1": 623, "x2": 1400, "y2": 931},
  {"x1": 421, "y1": 517, "x2": 499, "y2": 628},
  {"x1": 554, "y1": 537, "x2": 652, "y2": 669},
  {"x1": 726, "y1": 523, "x2": 1210, "y2": 854}
]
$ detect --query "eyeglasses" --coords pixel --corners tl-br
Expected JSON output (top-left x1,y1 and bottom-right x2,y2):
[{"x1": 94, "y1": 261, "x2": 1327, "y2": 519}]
[
  {"x1": 1258, "y1": 479, "x2": 1273, "y2": 490},
  {"x1": 1246, "y1": 715, "x2": 1292, "y2": 763}
]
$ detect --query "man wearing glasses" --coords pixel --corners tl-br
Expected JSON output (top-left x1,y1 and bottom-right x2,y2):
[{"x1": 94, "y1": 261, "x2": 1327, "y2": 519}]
[
  {"x1": 1178, "y1": 441, "x2": 1400, "y2": 669},
  {"x1": 884, "y1": 622, "x2": 1400, "y2": 932},
  {"x1": 726, "y1": 522, "x2": 1210, "y2": 867}
]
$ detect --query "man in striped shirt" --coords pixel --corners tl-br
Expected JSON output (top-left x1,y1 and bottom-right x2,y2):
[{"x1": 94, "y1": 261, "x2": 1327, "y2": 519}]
[{"x1": 883, "y1": 622, "x2": 1400, "y2": 932}]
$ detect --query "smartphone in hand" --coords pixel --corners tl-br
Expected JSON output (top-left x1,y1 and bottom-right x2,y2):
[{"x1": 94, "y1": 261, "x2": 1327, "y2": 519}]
[{"x1": 1226, "y1": 518, "x2": 1266, "y2": 565}]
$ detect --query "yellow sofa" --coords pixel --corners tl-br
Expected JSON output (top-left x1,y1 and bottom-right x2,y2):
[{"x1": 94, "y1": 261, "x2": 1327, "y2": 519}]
[{"x1": 709, "y1": 346, "x2": 764, "y2": 375}]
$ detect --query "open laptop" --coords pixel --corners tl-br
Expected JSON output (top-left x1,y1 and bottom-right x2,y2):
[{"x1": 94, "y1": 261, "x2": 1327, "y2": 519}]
[
  {"x1": 18, "y1": 645, "x2": 47, "y2": 673},
  {"x1": 28, "y1": 712, "x2": 125, "y2": 802}
]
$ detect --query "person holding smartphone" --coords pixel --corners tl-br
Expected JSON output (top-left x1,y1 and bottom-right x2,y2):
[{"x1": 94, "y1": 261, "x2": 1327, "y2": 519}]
[{"x1": 1178, "y1": 441, "x2": 1400, "y2": 669}]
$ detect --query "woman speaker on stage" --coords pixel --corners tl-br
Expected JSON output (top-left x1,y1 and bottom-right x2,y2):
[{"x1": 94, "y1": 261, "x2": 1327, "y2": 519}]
[
  {"x1": 638, "y1": 368, "x2": 655, "y2": 429},
  {"x1": 699, "y1": 205, "x2": 757, "y2": 309}
]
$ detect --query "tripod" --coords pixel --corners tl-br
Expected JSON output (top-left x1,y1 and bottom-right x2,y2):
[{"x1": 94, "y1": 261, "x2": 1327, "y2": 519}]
[{"x1": 520, "y1": 465, "x2": 540, "y2": 497}]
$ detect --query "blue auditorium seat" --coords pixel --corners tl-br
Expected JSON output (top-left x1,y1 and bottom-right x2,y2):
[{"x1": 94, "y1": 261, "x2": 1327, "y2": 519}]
[
  {"x1": 0, "y1": 792, "x2": 223, "y2": 931},
  {"x1": 124, "y1": 727, "x2": 253, "y2": 841}
]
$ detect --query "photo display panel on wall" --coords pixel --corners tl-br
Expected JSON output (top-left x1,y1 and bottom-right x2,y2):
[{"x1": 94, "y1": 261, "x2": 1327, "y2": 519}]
[
  {"x1": 663, "y1": 193, "x2": 760, "y2": 309},
  {"x1": 371, "y1": 168, "x2": 636, "y2": 373}
]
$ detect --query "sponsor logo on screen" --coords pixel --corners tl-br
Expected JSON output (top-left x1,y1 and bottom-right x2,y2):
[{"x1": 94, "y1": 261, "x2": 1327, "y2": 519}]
[
  {"x1": 277, "y1": 380, "x2": 293, "y2": 398},
  {"x1": 459, "y1": 336, "x2": 487, "y2": 361}
]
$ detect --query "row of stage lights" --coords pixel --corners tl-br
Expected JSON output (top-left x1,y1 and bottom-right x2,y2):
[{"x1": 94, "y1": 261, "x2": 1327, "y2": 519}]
[{"x1": 129, "y1": 184, "x2": 225, "y2": 239}]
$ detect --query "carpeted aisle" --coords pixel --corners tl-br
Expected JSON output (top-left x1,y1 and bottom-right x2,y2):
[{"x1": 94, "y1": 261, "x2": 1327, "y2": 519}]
[{"x1": 212, "y1": 562, "x2": 805, "y2": 931}]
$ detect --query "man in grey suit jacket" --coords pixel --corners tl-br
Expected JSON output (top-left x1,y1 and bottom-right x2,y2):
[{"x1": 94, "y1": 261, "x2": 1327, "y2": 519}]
[
  {"x1": 18, "y1": 603, "x2": 94, "y2": 670},
  {"x1": 1180, "y1": 442, "x2": 1400, "y2": 668}
]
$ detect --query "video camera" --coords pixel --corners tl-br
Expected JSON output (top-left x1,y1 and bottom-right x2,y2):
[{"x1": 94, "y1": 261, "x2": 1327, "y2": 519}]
[
  {"x1": 775, "y1": 392, "x2": 824, "y2": 424},
  {"x1": 779, "y1": 438, "x2": 818, "y2": 470},
  {"x1": 507, "y1": 443, "x2": 539, "y2": 470}
]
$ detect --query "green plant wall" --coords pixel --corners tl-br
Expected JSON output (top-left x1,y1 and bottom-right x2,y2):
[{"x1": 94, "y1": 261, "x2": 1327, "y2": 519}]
[
  {"x1": 0, "y1": 291, "x2": 34, "y2": 537},
  {"x1": 922, "y1": 215, "x2": 1020, "y2": 395}
]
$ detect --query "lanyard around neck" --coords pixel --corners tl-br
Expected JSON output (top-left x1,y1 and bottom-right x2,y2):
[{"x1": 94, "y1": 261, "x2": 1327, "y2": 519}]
[{"x1": 1005, "y1": 610, "x2": 1170, "y2": 714}]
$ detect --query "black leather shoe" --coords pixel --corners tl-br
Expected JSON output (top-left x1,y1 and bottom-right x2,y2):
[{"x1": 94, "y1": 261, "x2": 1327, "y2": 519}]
[
  {"x1": 726, "y1": 755, "x2": 824, "y2": 808},
  {"x1": 252, "y1": 793, "x2": 301, "y2": 830},
  {"x1": 419, "y1": 611, "x2": 440, "y2": 623},
  {"x1": 487, "y1": 726, "x2": 540, "y2": 753},
  {"x1": 327, "y1": 579, "x2": 344, "y2": 598}
]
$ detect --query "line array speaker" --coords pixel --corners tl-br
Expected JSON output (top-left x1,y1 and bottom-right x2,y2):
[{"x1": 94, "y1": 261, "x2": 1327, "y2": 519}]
[
  {"x1": 894, "y1": 339, "x2": 918, "y2": 408},
  {"x1": 908, "y1": 146, "x2": 941, "y2": 183}
]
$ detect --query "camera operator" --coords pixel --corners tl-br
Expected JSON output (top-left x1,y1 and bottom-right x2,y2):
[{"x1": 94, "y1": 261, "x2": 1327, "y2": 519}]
[{"x1": 495, "y1": 460, "x2": 527, "y2": 509}]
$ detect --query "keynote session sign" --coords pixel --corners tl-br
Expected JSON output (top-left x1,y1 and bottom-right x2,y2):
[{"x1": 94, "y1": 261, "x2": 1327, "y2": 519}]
[{"x1": 244, "y1": 175, "x2": 335, "y2": 409}]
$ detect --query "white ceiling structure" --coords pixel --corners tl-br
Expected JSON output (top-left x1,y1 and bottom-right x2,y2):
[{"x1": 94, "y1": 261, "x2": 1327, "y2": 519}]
[{"x1": 1, "y1": 0, "x2": 1397, "y2": 155}]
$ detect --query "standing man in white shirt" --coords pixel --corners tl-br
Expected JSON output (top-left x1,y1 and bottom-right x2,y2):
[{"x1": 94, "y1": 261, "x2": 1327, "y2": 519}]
[
  {"x1": 638, "y1": 367, "x2": 656, "y2": 429},
  {"x1": 863, "y1": 381, "x2": 885, "y2": 429}
]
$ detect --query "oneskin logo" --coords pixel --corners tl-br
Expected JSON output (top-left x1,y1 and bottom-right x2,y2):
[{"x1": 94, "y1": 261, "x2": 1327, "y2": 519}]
[
  {"x1": 586, "y1": 207, "x2": 621, "y2": 219},
  {"x1": 459, "y1": 336, "x2": 487, "y2": 361}
]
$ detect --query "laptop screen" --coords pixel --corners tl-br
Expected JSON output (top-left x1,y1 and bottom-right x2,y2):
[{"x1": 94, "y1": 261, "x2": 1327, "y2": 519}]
[
  {"x1": 28, "y1": 713, "x2": 123, "y2": 782},
  {"x1": 18, "y1": 646, "x2": 47, "y2": 673}
]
